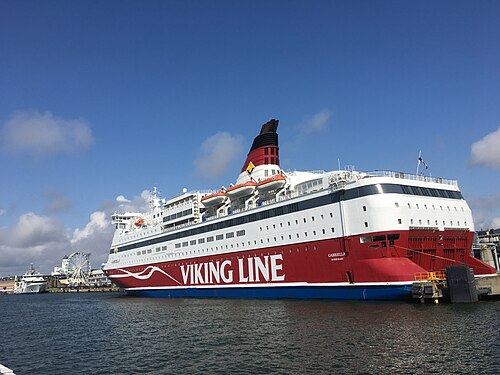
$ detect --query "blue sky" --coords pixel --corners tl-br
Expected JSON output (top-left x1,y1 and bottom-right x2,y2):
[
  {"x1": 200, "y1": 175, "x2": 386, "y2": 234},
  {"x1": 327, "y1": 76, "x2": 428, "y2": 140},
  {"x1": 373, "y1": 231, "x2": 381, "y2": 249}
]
[{"x1": 1, "y1": 0, "x2": 499, "y2": 275}]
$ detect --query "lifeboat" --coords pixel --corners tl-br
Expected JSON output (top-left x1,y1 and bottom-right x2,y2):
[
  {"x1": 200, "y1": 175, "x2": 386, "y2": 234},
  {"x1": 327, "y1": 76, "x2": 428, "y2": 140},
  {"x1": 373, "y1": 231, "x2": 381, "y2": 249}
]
[
  {"x1": 201, "y1": 191, "x2": 227, "y2": 207},
  {"x1": 226, "y1": 181, "x2": 257, "y2": 200},
  {"x1": 134, "y1": 218, "x2": 144, "y2": 227},
  {"x1": 257, "y1": 174, "x2": 286, "y2": 192}
]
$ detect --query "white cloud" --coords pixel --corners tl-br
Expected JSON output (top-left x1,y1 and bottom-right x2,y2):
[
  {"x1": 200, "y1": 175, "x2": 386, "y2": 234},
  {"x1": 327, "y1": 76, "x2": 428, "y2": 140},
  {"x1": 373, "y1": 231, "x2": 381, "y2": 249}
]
[
  {"x1": 116, "y1": 195, "x2": 130, "y2": 203},
  {"x1": 299, "y1": 109, "x2": 332, "y2": 135},
  {"x1": 0, "y1": 208, "x2": 5, "y2": 216},
  {"x1": 71, "y1": 211, "x2": 109, "y2": 244},
  {"x1": 492, "y1": 218, "x2": 500, "y2": 228},
  {"x1": 0, "y1": 189, "x2": 153, "y2": 276},
  {"x1": 0, "y1": 213, "x2": 70, "y2": 276},
  {"x1": 469, "y1": 192, "x2": 500, "y2": 230},
  {"x1": 470, "y1": 127, "x2": 500, "y2": 168},
  {"x1": 0, "y1": 110, "x2": 93, "y2": 158},
  {"x1": 194, "y1": 132, "x2": 244, "y2": 179}
]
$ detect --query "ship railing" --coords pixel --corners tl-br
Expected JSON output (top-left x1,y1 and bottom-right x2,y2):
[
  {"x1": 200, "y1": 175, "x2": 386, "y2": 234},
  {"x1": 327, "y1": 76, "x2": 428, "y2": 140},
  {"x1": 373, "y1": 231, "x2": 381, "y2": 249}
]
[{"x1": 365, "y1": 170, "x2": 458, "y2": 186}]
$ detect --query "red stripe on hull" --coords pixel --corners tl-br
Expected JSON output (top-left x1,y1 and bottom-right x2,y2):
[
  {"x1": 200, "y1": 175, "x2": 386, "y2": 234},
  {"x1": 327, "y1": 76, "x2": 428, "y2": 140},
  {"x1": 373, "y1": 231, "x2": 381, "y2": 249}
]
[{"x1": 105, "y1": 229, "x2": 495, "y2": 290}]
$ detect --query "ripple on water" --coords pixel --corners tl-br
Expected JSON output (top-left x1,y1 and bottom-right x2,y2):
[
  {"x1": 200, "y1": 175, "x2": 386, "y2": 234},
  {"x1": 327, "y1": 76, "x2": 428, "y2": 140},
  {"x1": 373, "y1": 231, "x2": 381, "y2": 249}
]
[{"x1": 0, "y1": 294, "x2": 499, "y2": 374}]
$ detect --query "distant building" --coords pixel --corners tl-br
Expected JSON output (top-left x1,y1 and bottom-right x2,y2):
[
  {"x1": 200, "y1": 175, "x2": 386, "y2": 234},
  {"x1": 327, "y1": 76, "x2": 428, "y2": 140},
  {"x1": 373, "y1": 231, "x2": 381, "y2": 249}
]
[
  {"x1": 474, "y1": 228, "x2": 500, "y2": 272},
  {"x1": 51, "y1": 255, "x2": 70, "y2": 276},
  {"x1": 88, "y1": 269, "x2": 114, "y2": 287}
]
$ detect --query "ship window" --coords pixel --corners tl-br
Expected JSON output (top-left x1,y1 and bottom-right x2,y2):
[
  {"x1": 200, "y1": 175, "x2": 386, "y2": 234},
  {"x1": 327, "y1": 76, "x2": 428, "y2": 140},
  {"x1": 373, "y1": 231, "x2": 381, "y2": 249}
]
[
  {"x1": 330, "y1": 213, "x2": 333, "y2": 218},
  {"x1": 137, "y1": 251, "x2": 141, "y2": 255},
  {"x1": 271, "y1": 148, "x2": 275, "y2": 155},
  {"x1": 303, "y1": 218, "x2": 306, "y2": 223},
  {"x1": 142, "y1": 250, "x2": 146, "y2": 254},
  {"x1": 265, "y1": 157, "x2": 269, "y2": 164},
  {"x1": 198, "y1": 238, "x2": 205, "y2": 244},
  {"x1": 207, "y1": 236, "x2": 214, "y2": 242},
  {"x1": 362, "y1": 206, "x2": 367, "y2": 212},
  {"x1": 331, "y1": 228, "x2": 335, "y2": 233},
  {"x1": 162, "y1": 246, "x2": 167, "y2": 251},
  {"x1": 226, "y1": 232, "x2": 234, "y2": 239},
  {"x1": 296, "y1": 233, "x2": 300, "y2": 238},
  {"x1": 322, "y1": 229, "x2": 326, "y2": 234},
  {"x1": 156, "y1": 247, "x2": 161, "y2": 252},
  {"x1": 175, "y1": 243, "x2": 181, "y2": 249},
  {"x1": 265, "y1": 148, "x2": 269, "y2": 155},
  {"x1": 313, "y1": 230, "x2": 316, "y2": 235},
  {"x1": 364, "y1": 222, "x2": 368, "y2": 228},
  {"x1": 216, "y1": 234, "x2": 223, "y2": 240},
  {"x1": 289, "y1": 235, "x2": 292, "y2": 239},
  {"x1": 295, "y1": 220, "x2": 299, "y2": 224},
  {"x1": 182, "y1": 242, "x2": 188, "y2": 247},
  {"x1": 236, "y1": 230, "x2": 245, "y2": 236},
  {"x1": 311, "y1": 216, "x2": 315, "y2": 221},
  {"x1": 265, "y1": 170, "x2": 269, "y2": 177},
  {"x1": 395, "y1": 202, "x2": 399, "y2": 208}
]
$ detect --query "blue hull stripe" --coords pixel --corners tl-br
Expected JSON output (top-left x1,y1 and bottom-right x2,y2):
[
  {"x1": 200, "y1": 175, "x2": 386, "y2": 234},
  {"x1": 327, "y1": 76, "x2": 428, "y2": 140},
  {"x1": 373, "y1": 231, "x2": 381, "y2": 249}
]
[{"x1": 125, "y1": 285, "x2": 413, "y2": 300}]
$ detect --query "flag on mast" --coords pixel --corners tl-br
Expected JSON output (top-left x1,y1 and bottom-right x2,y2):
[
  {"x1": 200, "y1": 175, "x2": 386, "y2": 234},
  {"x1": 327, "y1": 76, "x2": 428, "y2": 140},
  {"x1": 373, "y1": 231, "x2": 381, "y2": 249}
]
[
  {"x1": 416, "y1": 150, "x2": 429, "y2": 175},
  {"x1": 418, "y1": 156, "x2": 429, "y2": 170}
]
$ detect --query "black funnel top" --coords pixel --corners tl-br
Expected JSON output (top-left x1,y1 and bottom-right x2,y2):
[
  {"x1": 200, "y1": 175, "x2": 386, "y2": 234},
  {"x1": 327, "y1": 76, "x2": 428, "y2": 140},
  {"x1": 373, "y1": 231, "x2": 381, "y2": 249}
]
[{"x1": 250, "y1": 119, "x2": 279, "y2": 152}]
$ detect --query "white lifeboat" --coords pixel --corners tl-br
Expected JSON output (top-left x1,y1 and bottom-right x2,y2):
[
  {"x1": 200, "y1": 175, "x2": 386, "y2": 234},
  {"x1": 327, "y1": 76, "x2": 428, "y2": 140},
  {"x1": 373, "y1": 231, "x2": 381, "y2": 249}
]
[
  {"x1": 257, "y1": 174, "x2": 286, "y2": 192},
  {"x1": 226, "y1": 181, "x2": 257, "y2": 200},
  {"x1": 201, "y1": 191, "x2": 227, "y2": 207}
]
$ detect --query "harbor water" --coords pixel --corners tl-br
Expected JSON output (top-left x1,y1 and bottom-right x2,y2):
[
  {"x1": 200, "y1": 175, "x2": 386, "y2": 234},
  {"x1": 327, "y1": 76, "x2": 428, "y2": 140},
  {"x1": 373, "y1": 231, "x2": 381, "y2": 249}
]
[{"x1": 0, "y1": 293, "x2": 498, "y2": 374}]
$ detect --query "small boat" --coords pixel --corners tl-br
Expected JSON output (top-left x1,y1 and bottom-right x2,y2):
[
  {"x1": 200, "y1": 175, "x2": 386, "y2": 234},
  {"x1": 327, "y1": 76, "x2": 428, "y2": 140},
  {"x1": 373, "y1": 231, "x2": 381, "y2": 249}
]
[
  {"x1": 14, "y1": 264, "x2": 47, "y2": 294},
  {"x1": 134, "y1": 217, "x2": 144, "y2": 227},
  {"x1": 201, "y1": 191, "x2": 227, "y2": 207},
  {"x1": 257, "y1": 174, "x2": 286, "y2": 192},
  {"x1": 226, "y1": 181, "x2": 257, "y2": 199}
]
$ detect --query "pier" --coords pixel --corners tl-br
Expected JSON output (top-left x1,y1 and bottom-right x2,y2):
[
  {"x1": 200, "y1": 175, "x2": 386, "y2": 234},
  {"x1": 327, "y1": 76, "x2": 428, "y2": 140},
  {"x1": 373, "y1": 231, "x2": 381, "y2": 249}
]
[{"x1": 412, "y1": 266, "x2": 500, "y2": 303}]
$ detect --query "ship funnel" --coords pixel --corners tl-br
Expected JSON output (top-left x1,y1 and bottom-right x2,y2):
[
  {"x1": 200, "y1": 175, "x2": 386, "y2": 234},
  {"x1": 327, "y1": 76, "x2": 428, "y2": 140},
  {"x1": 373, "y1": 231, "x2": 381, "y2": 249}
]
[{"x1": 235, "y1": 119, "x2": 281, "y2": 185}]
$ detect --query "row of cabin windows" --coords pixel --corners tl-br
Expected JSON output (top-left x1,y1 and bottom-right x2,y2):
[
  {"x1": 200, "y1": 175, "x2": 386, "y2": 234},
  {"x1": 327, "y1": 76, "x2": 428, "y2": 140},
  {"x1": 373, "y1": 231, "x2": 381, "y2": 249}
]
[
  {"x1": 259, "y1": 213, "x2": 334, "y2": 231},
  {"x1": 409, "y1": 219, "x2": 467, "y2": 227},
  {"x1": 363, "y1": 203, "x2": 465, "y2": 212},
  {"x1": 173, "y1": 230, "x2": 246, "y2": 249},
  {"x1": 132, "y1": 227, "x2": 335, "y2": 258},
  {"x1": 364, "y1": 218, "x2": 468, "y2": 228}
]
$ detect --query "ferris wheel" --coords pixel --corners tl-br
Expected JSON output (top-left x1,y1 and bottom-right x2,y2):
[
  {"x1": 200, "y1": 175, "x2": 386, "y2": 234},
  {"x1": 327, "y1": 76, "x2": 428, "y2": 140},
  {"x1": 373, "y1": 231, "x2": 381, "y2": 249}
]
[{"x1": 67, "y1": 252, "x2": 91, "y2": 286}]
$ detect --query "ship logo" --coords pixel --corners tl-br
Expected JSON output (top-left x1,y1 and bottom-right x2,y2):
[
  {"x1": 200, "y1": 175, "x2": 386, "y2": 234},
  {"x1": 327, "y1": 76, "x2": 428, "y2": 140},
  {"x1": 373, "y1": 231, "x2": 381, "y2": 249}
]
[
  {"x1": 246, "y1": 161, "x2": 255, "y2": 174},
  {"x1": 111, "y1": 266, "x2": 182, "y2": 285}
]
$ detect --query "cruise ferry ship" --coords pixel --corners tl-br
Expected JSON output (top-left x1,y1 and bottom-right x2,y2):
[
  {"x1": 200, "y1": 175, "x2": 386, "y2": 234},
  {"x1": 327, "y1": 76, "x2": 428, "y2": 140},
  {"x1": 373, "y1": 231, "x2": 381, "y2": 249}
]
[{"x1": 103, "y1": 119, "x2": 496, "y2": 300}]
